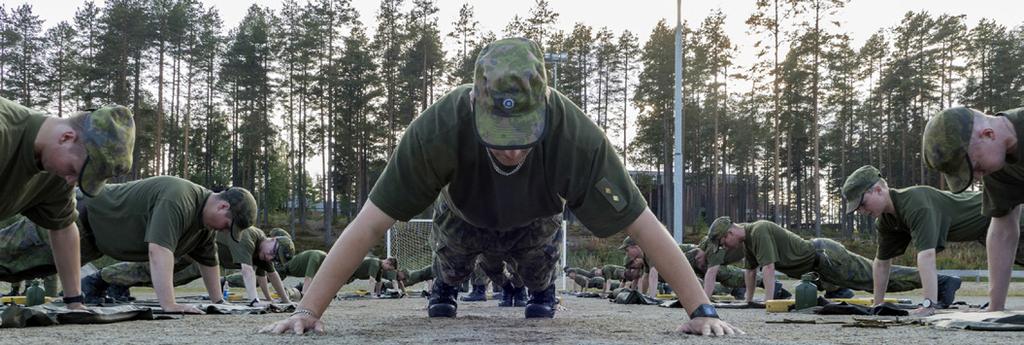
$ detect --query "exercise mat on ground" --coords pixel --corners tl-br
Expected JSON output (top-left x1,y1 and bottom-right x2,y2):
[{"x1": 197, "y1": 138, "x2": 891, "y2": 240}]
[
  {"x1": 0, "y1": 304, "x2": 178, "y2": 328},
  {"x1": 923, "y1": 310, "x2": 1024, "y2": 331}
]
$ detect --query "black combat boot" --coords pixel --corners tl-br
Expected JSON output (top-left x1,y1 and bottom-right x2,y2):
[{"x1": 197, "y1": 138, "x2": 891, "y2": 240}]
[
  {"x1": 81, "y1": 272, "x2": 110, "y2": 304},
  {"x1": 524, "y1": 284, "x2": 557, "y2": 318},
  {"x1": 824, "y1": 287, "x2": 854, "y2": 299},
  {"x1": 427, "y1": 280, "x2": 460, "y2": 317},
  {"x1": 107, "y1": 284, "x2": 134, "y2": 302},
  {"x1": 936, "y1": 275, "x2": 962, "y2": 308},
  {"x1": 774, "y1": 281, "x2": 793, "y2": 299},
  {"x1": 460, "y1": 284, "x2": 487, "y2": 302}
]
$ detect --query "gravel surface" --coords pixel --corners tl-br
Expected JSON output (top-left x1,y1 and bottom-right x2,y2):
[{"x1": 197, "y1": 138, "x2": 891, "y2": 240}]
[{"x1": 4, "y1": 279, "x2": 1024, "y2": 344}]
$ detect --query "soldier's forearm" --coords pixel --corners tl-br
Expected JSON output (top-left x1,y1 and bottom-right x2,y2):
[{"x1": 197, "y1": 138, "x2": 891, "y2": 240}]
[
  {"x1": 625, "y1": 208, "x2": 711, "y2": 315},
  {"x1": 299, "y1": 200, "x2": 396, "y2": 317},
  {"x1": 916, "y1": 250, "x2": 938, "y2": 303},
  {"x1": 241, "y1": 264, "x2": 260, "y2": 301},
  {"x1": 197, "y1": 264, "x2": 223, "y2": 303},
  {"x1": 49, "y1": 224, "x2": 82, "y2": 303},
  {"x1": 744, "y1": 269, "x2": 756, "y2": 302},
  {"x1": 148, "y1": 243, "x2": 179, "y2": 308},
  {"x1": 703, "y1": 266, "x2": 719, "y2": 298},
  {"x1": 762, "y1": 264, "x2": 776, "y2": 301},
  {"x1": 872, "y1": 258, "x2": 892, "y2": 305},
  {"x1": 987, "y1": 206, "x2": 1021, "y2": 311},
  {"x1": 269, "y1": 273, "x2": 289, "y2": 302}
]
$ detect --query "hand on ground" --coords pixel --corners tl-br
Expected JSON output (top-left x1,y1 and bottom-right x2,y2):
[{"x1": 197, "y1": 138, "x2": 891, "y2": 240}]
[
  {"x1": 259, "y1": 314, "x2": 325, "y2": 335},
  {"x1": 677, "y1": 317, "x2": 744, "y2": 336}
]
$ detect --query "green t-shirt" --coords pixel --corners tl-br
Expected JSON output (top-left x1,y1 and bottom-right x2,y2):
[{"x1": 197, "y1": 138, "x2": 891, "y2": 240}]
[
  {"x1": 368, "y1": 85, "x2": 646, "y2": 236},
  {"x1": 406, "y1": 266, "x2": 433, "y2": 286},
  {"x1": 350, "y1": 257, "x2": 382, "y2": 281},
  {"x1": 566, "y1": 267, "x2": 593, "y2": 279},
  {"x1": 0, "y1": 97, "x2": 76, "y2": 230},
  {"x1": 601, "y1": 264, "x2": 625, "y2": 280},
  {"x1": 280, "y1": 249, "x2": 326, "y2": 279},
  {"x1": 83, "y1": 176, "x2": 217, "y2": 266},
  {"x1": 571, "y1": 274, "x2": 590, "y2": 287},
  {"x1": 876, "y1": 186, "x2": 990, "y2": 260},
  {"x1": 588, "y1": 276, "x2": 606, "y2": 288},
  {"x1": 216, "y1": 227, "x2": 275, "y2": 276},
  {"x1": 742, "y1": 221, "x2": 817, "y2": 275},
  {"x1": 982, "y1": 108, "x2": 1024, "y2": 217}
]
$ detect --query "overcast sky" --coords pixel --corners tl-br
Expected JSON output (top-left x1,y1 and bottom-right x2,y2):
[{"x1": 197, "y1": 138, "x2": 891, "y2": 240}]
[
  {"x1": 17, "y1": 0, "x2": 1023, "y2": 174},
  {"x1": 23, "y1": 0, "x2": 1021, "y2": 62}
]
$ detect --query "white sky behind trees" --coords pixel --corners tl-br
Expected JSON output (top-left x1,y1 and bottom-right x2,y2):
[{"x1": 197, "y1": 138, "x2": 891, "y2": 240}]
[{"x1": 21, "y1": 0, "x2": 1024, "y2": 176}]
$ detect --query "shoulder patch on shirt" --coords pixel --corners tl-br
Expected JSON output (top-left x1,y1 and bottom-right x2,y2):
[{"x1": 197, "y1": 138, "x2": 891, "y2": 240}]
[{"x1": 595, "y1": 177, "x2": 627, "y2": 212}]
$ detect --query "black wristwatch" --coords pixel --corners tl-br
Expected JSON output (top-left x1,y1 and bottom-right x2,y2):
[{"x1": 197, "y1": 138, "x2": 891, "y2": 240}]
[
  {"x1": 248, "y1": 298, "x2": 260, "y2": 307},
  {"x1": 63, "y1": 295, "x2": 84, "y2": 304},
  {"x1": 689, "y1": 303, "x2": 720, "y2": 319}
]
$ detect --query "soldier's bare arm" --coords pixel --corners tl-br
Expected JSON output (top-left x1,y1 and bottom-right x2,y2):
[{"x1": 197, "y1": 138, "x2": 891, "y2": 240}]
[
  {"x1": 241, "y1": 264, "x2": 261, "y2": 303},
  {"x1": 986, "y1": 205, "x2": 1021, "y2": 311},
  {"x1": 261, "y1": 200, "x2": 395, "y2": 335},
  {"x1": 744, "y1": 269, "x2": 756, "y2": 303},
  {"x1": 268, "y1": 272, "x2": 291, "y2": 303},
  {"x1": 49, "y1": 223, "x2": 84, "y2": 310},
  {"x1": 625, "y1": 208, "x2": 743, "y2": 336},
  {"x1": 761, "y1": 263, "x2": 776, "y2": 302},
  {"x1": 871, "y1": 258, "x2": 892, "y2": 305},
  {"x1": 703, "y1": 266, "x2": 720, "y2": 298},
  {"x1": 149, "y1": 243, "x2": 203, "y2": 314},
  {"x1": 197, "y1": 263, "x2": 224, "y2": 303}
]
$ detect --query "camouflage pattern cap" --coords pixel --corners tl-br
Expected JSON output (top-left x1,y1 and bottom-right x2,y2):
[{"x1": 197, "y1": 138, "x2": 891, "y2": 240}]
[
  {"x1": 841, "y1": 165, "x2": 882, "y2": 214},
  {"x1": 274, "y1": 236, "x2": 295, "y2": 264},
  {"x1": 268, "y1": 227, "x2": 291, "y2": 239},
  {"x1": 473, "y1": 37, "x2": 548, "y2": 149},
  {"x1": 79, "y1": 105, "x2": 135, "y2": 197},
  {"x1": 707, "y1": 216, "x2": 733, "y2": 245},
  {"x1": 617, "y1": 236, "x2": 638, "y2": 250},
  {"x1": 220, "y1": 187, "x2": 257, "y2": 242},
  {"x1": 922, "y1": 107, "x2": 976, "y2": 193}
]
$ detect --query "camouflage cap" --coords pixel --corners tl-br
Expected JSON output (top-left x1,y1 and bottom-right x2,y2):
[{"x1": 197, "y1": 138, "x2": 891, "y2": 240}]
[
  {"x1": 220, "y1": 187, "x2": 257, "y2": 242},
  {"x1": 473, "y1": 37, "x2": 548, "y2": 149},
  {"x1": 922, "y1": 107, "x2": 976, "y2": 193},
  {"x1": 79, "y1": 105, "x2": 135, "y2": 197},
  {"x1": 617, "y1": 236, "x2": 638, "y2": 250},
  {"x1": 274, "y1": 236, "x2": 295, "y2": 264},
  {"x1": 841, "y1": 165, "x2": 882, "y2": 215},
  {"x1": 707, "y1": 216, "x2": 733, "y2": 245},
  {"x1": 268, "y1": 227, "x2": 291, "y2": 239}
]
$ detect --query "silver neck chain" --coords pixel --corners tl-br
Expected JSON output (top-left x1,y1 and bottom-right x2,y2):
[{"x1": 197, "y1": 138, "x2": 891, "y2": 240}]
[{"x1": 486, "y1": 149, "x2": 527, "y2": 176}]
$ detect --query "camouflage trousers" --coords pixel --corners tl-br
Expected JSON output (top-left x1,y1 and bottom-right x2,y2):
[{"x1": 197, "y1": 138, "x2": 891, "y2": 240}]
[
  {"x1": 811, "y1": 238, "x2": 921, "y2": 293},
  {"x1": 0, "y1": 218, "x2": 103, "y2": 283},
  {"x1": 431, "y1": 199, "x2": 562, "y2": 292},
  {"x1": 100, "y1": 259, "x2": 204, "y2": 287}
]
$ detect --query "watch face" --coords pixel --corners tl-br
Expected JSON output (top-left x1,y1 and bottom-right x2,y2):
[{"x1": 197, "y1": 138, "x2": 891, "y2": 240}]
[{"x1": 921, "y1": 298, "x2": 932, "y2": 308}]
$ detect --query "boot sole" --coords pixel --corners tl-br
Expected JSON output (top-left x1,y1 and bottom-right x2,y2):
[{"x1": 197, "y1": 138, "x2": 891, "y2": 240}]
[
  {"x1": 524, "y1": 304, "x2": 555, "y2": 318},
  {"x1": 427, "y1": 304, "x2": 457, "y2": 317}
]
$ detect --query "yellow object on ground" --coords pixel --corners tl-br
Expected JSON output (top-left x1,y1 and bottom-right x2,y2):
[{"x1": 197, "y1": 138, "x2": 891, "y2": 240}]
[
  {"x1": 0, "y1": 296, "x2": 55, "y2": 304},
  {"x1": 765, "y1": 298, "x2": 901, "y2": 312}
]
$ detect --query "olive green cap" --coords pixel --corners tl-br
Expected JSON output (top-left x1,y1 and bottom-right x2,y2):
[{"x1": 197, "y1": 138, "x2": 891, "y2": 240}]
[
  {"x1": 79, "y1": 105, "x2": 136, "y2": 197},
  {"x1": 922, "y1": 107, "x2": 976, "y2": 193},
  {"x1": 473, "y1": 37, "x2": 548, "y2": 149},
  {"x1": 707, "y1": 216, "x2": 733, "y2": 245},
  {"x1": 220, "y1": 187, "x2": 257, "y2": 242},
  {"x1": 268, "y1": 227, "x2": 290, "y2": 239},
  {"x1": 841, "y1": 165, "x2": 882, "y2": 214},
  {"x1": 617, "y1": 236, "x2": 637, "y2": 250},
  {"x1": 274, "y1": 236, "x2": 295, "y2": 264}
]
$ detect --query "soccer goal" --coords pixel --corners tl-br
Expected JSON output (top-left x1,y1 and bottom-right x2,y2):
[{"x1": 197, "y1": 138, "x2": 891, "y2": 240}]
[{"x1": 386, "y1": 218, "x2": 569, "y2": 291}]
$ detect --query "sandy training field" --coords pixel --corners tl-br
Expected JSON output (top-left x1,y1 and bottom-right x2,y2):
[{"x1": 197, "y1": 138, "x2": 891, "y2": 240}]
[{"x1": 4, "y1": 279, "x2": 1024, "y2": 344}]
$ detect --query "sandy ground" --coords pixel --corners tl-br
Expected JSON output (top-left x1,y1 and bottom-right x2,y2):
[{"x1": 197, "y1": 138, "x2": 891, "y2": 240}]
[{"x1": 4, "y1": 279, "x2": 1024, "y2": 345}]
